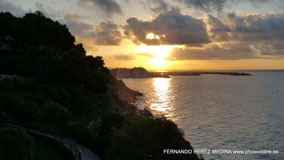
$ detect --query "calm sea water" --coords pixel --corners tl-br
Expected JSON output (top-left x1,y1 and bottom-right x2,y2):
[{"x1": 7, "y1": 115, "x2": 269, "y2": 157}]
[{"x1": 121, "y1": 71, "x2": 284, "y2": 160}]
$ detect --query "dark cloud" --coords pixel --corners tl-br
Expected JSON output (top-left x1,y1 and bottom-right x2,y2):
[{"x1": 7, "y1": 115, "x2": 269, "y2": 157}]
[
  {"x1": 62, "y1": 14, "x2": 95, "y2": 38},
  {"x1": 0, "y1": 0, "x2": 25, "y2": 16},
  {"x1": 167, "y1": 42, "x2": 260, "y2": 60},
  {"x1": 114, "y1": 52, "x2": 154, "y2": 60},
  {"x1": 125, "y1": 8, "x2": 210, "y2": 46},
  {"x1": 93, "y1": 21, "x2": 123, "y2": 45},
  {"x1": 166, "y1": 12, "x2": 284, "y2": 60},
  {"x1": 147, "y1": 0, "x2": 169, "y2": 13},
  {"x1": 78, "y1": 0, "x2": 122, "y2": 16},
  {"x1": 63, "y1": 19, "x2": 123, "y2": 46},
  {"x1": 34, "y1": 3, "x2": 97, "y2": 42},
  {"x1": 180, "y1": 0, "x2": 226, "y2": 12},
  {"x1": 179, "y1": 0, "x2": 273, "y2": 12},
  {"x1": 251, "y1": 41, "x2": 284, "y2": 55},
  {"x1": 206, "y1": 13, "x2": 284, "y2": 42},
  {"x1": 35, "y1": 2, "x2": 123, "y2": 46},
  {"x1": 62, "y1": 14, "x2": 123, "y2": 45},
  {"x1": 168, "y1": 41, "x2": 284, "y2": 60},
  {"x1": 114, "y1": 54, "x2": 136, "y2": 60},
  {"x1": 248, "y1": 0, "x2": 270, "y2": 4}
]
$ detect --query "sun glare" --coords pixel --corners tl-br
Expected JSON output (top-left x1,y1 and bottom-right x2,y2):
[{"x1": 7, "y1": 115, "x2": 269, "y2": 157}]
[
  {"x1": 137, "y1": 44, "x2": 173, "y2": 68},
  {"x1": 146, "y1": 33, "x2": 160, "y2": 40}
]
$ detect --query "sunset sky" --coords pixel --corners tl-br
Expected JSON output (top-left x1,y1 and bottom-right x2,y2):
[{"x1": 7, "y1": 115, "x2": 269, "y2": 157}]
[{"x1": 1, "y1": 0, "x2": 284, "y2": 70}]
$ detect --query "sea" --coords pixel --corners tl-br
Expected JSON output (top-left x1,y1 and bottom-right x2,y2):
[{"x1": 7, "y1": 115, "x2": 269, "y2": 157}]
[{"x1": 120, "y1": 70, "x2": 284, "y2": 160}]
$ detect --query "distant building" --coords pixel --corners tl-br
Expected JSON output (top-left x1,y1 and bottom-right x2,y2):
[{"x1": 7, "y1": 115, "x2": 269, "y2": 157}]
[{"x1": 111, "y1": 67, "x2": 150, "y2": 78}]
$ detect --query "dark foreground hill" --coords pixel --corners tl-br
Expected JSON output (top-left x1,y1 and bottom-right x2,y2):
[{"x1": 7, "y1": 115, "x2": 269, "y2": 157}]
[{"x1": 0, "y1": 11, "x2": 203, "y2": 160}]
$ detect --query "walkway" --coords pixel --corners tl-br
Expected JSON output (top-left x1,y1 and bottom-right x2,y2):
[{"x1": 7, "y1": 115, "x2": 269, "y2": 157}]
[
  {"x1": 0, "y1": 114, "x2": 101, "y2": 160},
  {"x1": 27, "y1": 129, "x2": 101, "y2": 160}
]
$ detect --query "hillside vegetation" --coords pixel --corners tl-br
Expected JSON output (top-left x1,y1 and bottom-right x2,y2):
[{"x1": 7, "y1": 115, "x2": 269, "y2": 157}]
[{"x1": 0, "y1": 11, "x2": 203, "y2": 160}]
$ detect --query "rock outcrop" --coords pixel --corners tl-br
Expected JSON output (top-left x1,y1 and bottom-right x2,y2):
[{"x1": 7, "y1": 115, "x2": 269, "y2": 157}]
[{"x1": 108, "y1": 76, "x2": 142, "y2": 104}]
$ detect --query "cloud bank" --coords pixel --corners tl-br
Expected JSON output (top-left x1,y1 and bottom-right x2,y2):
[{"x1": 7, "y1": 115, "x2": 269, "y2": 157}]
[
  {"x1": 178, "y1": 0, "x2": 273, "y2": 12},
  {"x1": 78, "y1": 0, "x2": 122, "y2": 16},
  {"x1": 167, "y1": 12, "x2": 284, "y2": 60},
  {"x1": 206, "y1": 13, "x2": 284, "y2": 42},
  {"x1": 3, "y1": 0, "x2": 284, "y2": 61},
  {"x1": 146, "y1": 0, "x2": 169, "y2": 13},
  {"x1": 167, "y1": 42, "x2": 260, "y2": 60},
  {"x1": 179, "y1": 0, "x2": 226, "y2": 12},
  {"x1": 93, "y1": 21, "x2": 123, "y2": 45},
  {"x1": 114, "y1": 52, "x2": 154, "y2": 60},
  {"x1": 125, "y1": 9, "x2": 210, "y2": 46},
  {"x1": 62, "y1": 15, "x2": 123, "y2": 45}
]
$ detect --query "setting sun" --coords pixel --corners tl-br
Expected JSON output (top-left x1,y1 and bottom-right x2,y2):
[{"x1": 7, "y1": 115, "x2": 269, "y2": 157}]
[
  {"x1": 2, "y1": 1, "x2": 284, "y2": 160},
  {"x1": 146, "y1": 33, "x2": 160, "y2": 40},
  {"x1": 137, "y1": 44, "x2": 174, "y2": 68}
]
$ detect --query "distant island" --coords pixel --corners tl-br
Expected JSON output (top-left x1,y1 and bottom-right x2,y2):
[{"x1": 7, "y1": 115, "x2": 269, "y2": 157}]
[{"x1": 111, "y1": 67, "x2": 251, "y2": 78}]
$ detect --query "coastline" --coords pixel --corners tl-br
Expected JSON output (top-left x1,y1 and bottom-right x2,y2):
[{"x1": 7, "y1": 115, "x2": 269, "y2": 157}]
[
  {"x1": 108, "y1": 76, "x2": 143, "y2": 104},
  {"x1": 0, "y1": 12, "x2": 205, "y2": 160},
  {"x1": 162, "y1": 71, "x2": 251, "y2": 76},
  {"x1": 111, "y1": 67, "x2": 251, "y2": 79}
]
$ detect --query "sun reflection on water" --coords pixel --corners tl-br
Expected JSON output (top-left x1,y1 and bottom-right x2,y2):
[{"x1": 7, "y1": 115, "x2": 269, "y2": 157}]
[{"x1": 150, "y1": 78, "x2": 175, "y2": 119}]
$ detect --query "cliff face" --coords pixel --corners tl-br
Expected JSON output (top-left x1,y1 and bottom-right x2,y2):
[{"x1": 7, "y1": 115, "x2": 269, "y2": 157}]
[{"x1": 108, "y1": 76, "x2": 142, "y2": 104}]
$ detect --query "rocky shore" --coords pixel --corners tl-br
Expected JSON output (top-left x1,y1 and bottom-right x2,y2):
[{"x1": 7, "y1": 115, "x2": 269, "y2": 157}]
[{"x1": 108, "y1": 76, "x2": 143, "y2": 104}]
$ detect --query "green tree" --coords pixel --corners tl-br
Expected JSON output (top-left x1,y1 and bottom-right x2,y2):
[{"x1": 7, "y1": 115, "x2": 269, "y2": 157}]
[
  {"x1": 0, "y1": 93, "x2": 24, "y2": 113},
  {"x1": 106, "y1": 118, "x2": 202, "y2": 160},
  {"x1": 38, "y1": 101, "x2": 71, "y2": 129},
  {"x1": 13, "y1": 100, "x2": 39, "y2": 121},
  {"x1": 0, "y1": 127, "x2": 34, "y2": 160}
]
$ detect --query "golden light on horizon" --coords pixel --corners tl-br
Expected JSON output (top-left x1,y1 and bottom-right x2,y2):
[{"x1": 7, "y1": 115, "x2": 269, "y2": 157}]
[{"x1": 137, "y1": 44, "x2": 173, "y2": 68}]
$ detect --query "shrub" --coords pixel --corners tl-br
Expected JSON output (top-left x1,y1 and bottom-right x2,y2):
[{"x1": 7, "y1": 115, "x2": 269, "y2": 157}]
[
  {"x1": 0, "y1": 93, "x2": 24, "y2": 113},
  {"x1": 13, "y1": 100, "x2": 39, "y2": 121},
  {"x1": 37, "y1": 101, "x2": 71, "y2": 129},
  {"x1": 0, "y1": 127, "x2": 34, "y2": 160},
  {"x1": 106, "y1": 117, "x2": 202, "y2": 160}
]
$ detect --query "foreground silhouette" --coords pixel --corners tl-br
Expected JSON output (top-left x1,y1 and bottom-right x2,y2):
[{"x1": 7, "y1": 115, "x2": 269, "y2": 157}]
[{"x1": 0, "y1": 11, "x2": 203, "y2": 160}]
